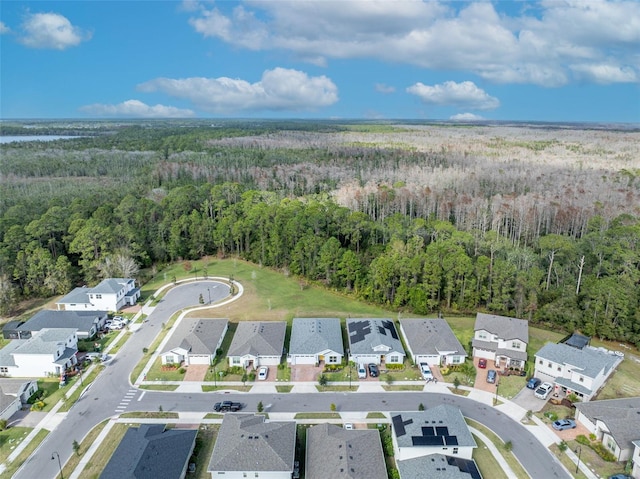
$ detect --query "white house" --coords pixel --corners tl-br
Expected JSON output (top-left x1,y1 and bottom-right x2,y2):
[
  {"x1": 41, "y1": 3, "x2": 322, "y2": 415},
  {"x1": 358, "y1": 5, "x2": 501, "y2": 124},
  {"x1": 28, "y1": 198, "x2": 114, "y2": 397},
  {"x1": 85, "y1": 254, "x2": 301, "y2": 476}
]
[
  {"x1": 391, "y1": 405, "x2": 477, "y2": 461},
  {"x1": 534, "y1": 342, "x2": 622, "y2": 401},
  {"x1": 227, "y1": 321, "x2": 286, "y2": 369},
  {"x1": 397, "y1": 454, "x2": 482, "y2": 479},
  {"x1": 399, "y1": 318, "x2": 467, "y2": 366},
  {"x1": 346, "y1": 318, "x2": 405, "y2": 366},
  {"x1": 0, "y1": 328, "x2": 78, "y2": 378},
  {"x1": 208, "y1": 414, "x2": 296, "y2": 479},
  {"x1": 160, "y1": 318, "x2": 228, "y2": 366},
  {"x1": 0, "y1": 379, "x2": 38, "y2": 421},
  {"x1": 287, "y1": 318, "x2": 344, "y2": 366},
  {"x1": 471, "y1": 313, "x2": 528, "y2": 369},
  {"x1": 56, "y1": 278, "x2": 140, "y2": 312},
  {"x1": 575, "y1": 398, "x2": 640, "y2": 462},
  {"x1": 632, "y1": 441, "x2": 640, "y2": 479}
]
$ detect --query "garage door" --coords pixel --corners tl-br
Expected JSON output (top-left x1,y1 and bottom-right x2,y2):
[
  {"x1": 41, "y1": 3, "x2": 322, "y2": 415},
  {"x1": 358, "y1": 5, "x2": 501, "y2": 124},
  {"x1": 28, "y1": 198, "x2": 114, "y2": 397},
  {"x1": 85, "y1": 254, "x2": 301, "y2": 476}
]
[
  {"x1": 189, "y1": 355, "x2": 211, "y2": 365},
  {"x1": 417, "y1": 355, "x2": 441, "y2": 366},
  {"x1": 473, "y1": 348, "x2": 495, "y2": 360},
  {"x1": 353, "y1": 355, "x2": 380, "y2": 365},
  {"x1": 290, "y1": 355, "x2": 316, "y2": 365}
]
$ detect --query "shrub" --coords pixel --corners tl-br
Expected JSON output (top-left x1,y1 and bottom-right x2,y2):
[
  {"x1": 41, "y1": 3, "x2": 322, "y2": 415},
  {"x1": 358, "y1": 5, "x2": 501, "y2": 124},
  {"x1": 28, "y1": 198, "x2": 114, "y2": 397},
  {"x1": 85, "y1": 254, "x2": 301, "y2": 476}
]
[
  {"x1": 0, "y1": 419, "x2": 7, "y2": 431},
  {"x1": 440, "y1": 367, "x2": 450, "y2": 376},
  {"x1": 386, "y1": 364, "x2": 404, "y2": 370},
  {"x1": 558, "y1": 440, "x2": 568, "y2": 452},
  {"x1": 575, "y1": 435, "x2": 590, "y2": 446},
  {"x1": 178, "y1": 368, "x2": 186, "y2": 374},
  {"x1": 590, "y1": 442, "x2": 616, "y2": 462},
  {"x1": 589, "y1": 433, "x2": 596, "y2": 441}
]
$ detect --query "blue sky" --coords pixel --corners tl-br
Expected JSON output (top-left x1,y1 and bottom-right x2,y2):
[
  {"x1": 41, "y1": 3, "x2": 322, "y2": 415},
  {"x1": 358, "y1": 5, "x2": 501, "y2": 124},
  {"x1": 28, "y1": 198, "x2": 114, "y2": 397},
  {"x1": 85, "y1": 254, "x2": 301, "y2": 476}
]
[{"x1": 1, "y1": 0, "x2": 639, "y2": 122}]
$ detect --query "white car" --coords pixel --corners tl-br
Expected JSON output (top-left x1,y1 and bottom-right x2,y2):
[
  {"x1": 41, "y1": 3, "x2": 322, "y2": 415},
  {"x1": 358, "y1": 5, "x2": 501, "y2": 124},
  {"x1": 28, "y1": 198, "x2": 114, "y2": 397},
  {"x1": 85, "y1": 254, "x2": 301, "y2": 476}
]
[
  {"x1": 420, "y1": 363, "x2": 434, "y2": 381},
  {"x1": 344, "y1": 423, "x2": 354, "y2": 430},
  {"x1": 258, "y1": 366, "x2": 268, "y2": 380},
  {"x1": 535, "y1": 382, "x2": 553, "y2": 399},
  {"x1": 357, "y1": 364, "x2": 367, "y2": 379}
]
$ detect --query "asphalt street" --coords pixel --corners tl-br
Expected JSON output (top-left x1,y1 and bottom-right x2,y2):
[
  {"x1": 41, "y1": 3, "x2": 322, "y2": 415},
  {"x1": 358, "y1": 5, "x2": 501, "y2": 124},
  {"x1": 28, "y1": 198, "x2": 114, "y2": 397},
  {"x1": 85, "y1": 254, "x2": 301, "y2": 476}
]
[{"x1": 13, "y1": 280, "x2": 570, "y2": 479}]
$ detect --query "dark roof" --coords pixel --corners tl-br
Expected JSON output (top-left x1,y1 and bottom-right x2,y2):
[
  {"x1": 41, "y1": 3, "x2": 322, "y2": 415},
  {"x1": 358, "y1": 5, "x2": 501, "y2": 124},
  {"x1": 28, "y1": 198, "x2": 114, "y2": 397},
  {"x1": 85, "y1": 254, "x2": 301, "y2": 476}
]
[
  {"x1": 208, "y1": 414, "x2": 296, "y2": 472},
  {"x1": 100, "y1": 424, "x2": 196, "y2": 479},
  {"x1": 397, "y1": 454, "x2": 482, "y2": 479},
  {"x1": 306, "y1": 423, "x2": 387, "y2": 479},
  {"x1": 19, "y1": 310, "x2": 107, "y2": 334},
  {"x1": 400, "y1": 319, "x2": 466, "y2": 357},
  {"x1": 346, "y1": 318, "x2": 404, "y2": 356},
  {"x1": 576, "y1": 398, "x2": 640, "y2": 450},
  {"x1": 474, "y1": 313, "x2": 528, "y2": 343},
  {"x1": 392, "y1": 405, "x2": 476, "y2": 449},
  {"x1": 562, "y1": 333, "x2": 591, "y2": 349}
]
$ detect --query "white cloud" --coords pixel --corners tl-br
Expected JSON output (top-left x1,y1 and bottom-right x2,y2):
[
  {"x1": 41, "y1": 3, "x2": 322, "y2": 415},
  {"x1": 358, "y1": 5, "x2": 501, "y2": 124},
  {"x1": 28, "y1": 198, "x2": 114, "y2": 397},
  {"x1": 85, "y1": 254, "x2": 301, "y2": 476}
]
[
  {"x1": 570, "y1": 63, "x2": 637, "y2": 84},
  {"x1": 450, "y1": 113, "x2": 484, "y2": 121},
  {"x1": 407, "y1": 81, "x2": 499, "y2": 110},
  {"x1": 19, "y1": 12, "x2": 90, "y2": 50},
  {"x1": 186, "y1": 0, "x2": 640, "y2": 87},
  {"x1": 138, "y1": 68, "x2": 338, "y2": 113},
  {"x1": 79, "y1": 100, "x2": 195, "y2": 118},
  {"x1": 0, "y1": 21, "x2": 10, "y2": 34},
  {"x1": 375, "y1": 83, "x2": 395, "y2": 94}
]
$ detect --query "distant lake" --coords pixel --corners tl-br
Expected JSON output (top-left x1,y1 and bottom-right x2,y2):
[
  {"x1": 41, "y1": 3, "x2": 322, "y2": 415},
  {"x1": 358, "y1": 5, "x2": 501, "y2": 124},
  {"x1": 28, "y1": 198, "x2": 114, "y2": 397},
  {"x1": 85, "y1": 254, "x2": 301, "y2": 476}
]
[{"x1": 0, "y1": 135, "x2": 84, "y2": 144}]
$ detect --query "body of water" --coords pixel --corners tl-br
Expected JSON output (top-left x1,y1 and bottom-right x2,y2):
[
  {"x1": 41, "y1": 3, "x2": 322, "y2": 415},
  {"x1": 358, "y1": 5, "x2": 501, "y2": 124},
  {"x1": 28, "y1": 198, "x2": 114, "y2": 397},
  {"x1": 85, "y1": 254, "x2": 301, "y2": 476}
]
[{"x1": 0, "y1": 135, "x2": 84, "y2": 144}]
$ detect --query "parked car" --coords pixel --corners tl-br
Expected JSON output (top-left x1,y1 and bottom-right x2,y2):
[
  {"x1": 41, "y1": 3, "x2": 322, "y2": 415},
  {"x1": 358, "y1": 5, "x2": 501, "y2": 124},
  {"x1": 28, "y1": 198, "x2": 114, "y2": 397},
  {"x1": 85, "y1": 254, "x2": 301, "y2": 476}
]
[
  {"x1": 368, "y1": 363, "x2": 379, "y2": 377},
  {"x1": 478, "y1": 358, "x2": 487, "y2": 369},
  {"x1": 535, "y1": 382, "x2": 553, "y2": 399},
  {"x1": 213, "y1": 401, "x2": 243, "y2": 412},
  {"x1": 357, "y1": 364, "x2": 367, "y2": 379},
  {"x1": 552, "y1": 419, "x2": 576, "y2": 431},
  {"x1": 486, "y1": 369, "x2": 497, "y2": 384},
  {"x1": 420, "y1": 363, "x2": 434, "y2": 381},
  {"x1": 257, "y1": 366, "x2": 268, "y2": 381},
  {"x1": 527, "y1": 378, "x2": 542, "y2": 390},
  {"x1": 344, "y1": 423, "x2": 354, "y2": 430},
  {"x1": 608, "y1": 475, "x2": 632, "y2": 479}
]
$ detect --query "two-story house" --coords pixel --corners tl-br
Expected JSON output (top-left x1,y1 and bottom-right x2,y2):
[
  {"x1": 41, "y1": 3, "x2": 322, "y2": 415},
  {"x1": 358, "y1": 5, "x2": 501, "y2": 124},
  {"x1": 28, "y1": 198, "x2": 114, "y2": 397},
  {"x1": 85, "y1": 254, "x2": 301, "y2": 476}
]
[
  {"x1": 471, "y1": 313, "x2": 528, "y2": 370},
  {"x1": 0, "y1": 328, "x2": 78, "y2": 378},
  {"x1": 56, "y1": 278, "x2": 140, "y2": 312},
  {"x1": 534, "y1": 342, "x2": 622, "y2": 401}
]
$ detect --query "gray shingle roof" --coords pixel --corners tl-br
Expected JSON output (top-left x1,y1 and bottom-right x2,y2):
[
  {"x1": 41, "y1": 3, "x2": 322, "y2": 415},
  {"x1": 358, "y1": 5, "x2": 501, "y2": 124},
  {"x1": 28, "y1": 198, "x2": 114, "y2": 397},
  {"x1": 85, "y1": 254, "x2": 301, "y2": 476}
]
[
  {"x1": 91, "y1": 278, "x2": 132, "y2": 294},
  {"x1": 11, "y1": 328, "x2": 77, "y2": 355},
  {"x1": 289, "y1": 318, "x2": 344, "y2": 356},
  {"x1": 535, "y1": 343, "x2": 620, "y2": 379},
  {"x1": 19, "y1": 310, "x2": 106, "y2": 335},
  {"x1": 161, "y1": 318, "x2": 228, "y2": 356},
  {"x1": 56, "y1": 287, "x2": 91, "y2": 305},
  {"x1": 400, "y1": 319, "x2": 466, "y2": 357},
  {"x1": 397, "y1": 454, "x2": 480, "y2": 479},
  {"x1": 306, "y1": 423, "x2": 387, "y2": 479},
  {"x1": 208, "y1": 414, "x2": 296, "y2": 472},
  {"x1": 576, "y1": 398, "x2": 640, "y2": 450},
  {"x1": 227, "y1": 321, "x2": 286, "y2": 357},
  {"x1": 474, "y1": 313, "x2": 528, "y2": 343},
  {"x1": 100, "y1": 424, "x2": 196, "y2": 479},
  {"x1": 346, "y1": 318, "x2": 404, "y2": 356},
  {"x1": 391, "y1": 405, "x2": 476, "y2": 449}
]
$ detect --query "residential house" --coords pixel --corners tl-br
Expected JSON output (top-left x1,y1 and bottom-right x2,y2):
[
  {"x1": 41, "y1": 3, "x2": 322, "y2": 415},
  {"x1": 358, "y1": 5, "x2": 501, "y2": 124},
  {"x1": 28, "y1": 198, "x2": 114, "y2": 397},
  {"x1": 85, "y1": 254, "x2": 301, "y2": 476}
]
[
  {"x1": 0, "y1": 379, "x2": 38, "y2": 421},
  {"x1": 632, "y1": 440, "x2": 640, "y2": 479},
  {"x1": 0, "y1": 328, "x2": 78, "y2": 378},
  {"x1": 534, "y1": 342, "x2": 622, "y2": 401},
  {"x1": 471, "y1": 313, "x2": 528, "y2": 369},
  {"x1": 306, "y1": 423, "x2": 387, "y2": 479},
  {"x1": 391, "y1": 405, "x2": 477, "y2": 461},
  {"x1": 100, "y1": 424, "x2": 197, "y2": 479},
  {"x1": 56, "y1": 278, "x2": 140, "y2": 312},
  {"x1": 2, "y1": 321, "x2": 29, "y2": 340},
  {"x1": 160, "y1": 318, "x2": 228, "y2": 366},
  {"x1": 574, "y1": 398, "x2": 640, "y2": 461},
  {"x1": 346, "y1": 318, "x2": 405, "y2": 366},
  {"x1": 399, "y1": 318, "x2": 467, "y2": 366},
  {"x1": 397, "y1": 454, "x2": 482, "y2": 479},
  {"x1": 208, "y1": 414, "x2": 296, "y2": 479},
  {"x1": 16, "y1": 310, "x2": 108, "y2": 340},
  {"x1": 288, "y1": 318, "x2": 344, "y2": 366},
  {"x1": 227, "y1": 321, "x2": 286, "y2": 369}
]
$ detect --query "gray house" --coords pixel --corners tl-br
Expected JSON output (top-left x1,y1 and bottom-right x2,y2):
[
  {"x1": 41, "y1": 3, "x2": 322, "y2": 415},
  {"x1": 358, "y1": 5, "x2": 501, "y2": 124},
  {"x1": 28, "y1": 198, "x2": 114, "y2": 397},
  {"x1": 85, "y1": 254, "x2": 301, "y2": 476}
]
[
  {"x1": 227, "y1": 321, "x2": 286, "y2": 369},
  {"x1": 346, "y1": 318, "x2": 405, "y2": 366},
  {"x1": 160, "y1": 318, "x2": 228, "y2": 366},
  {"x1": 391, "y1": 405, "x2": 477, "y2": 461},
  {"x1": 472, "y1": 313, "x2": 528, "y2": 369},
  {"x1": 288, "y1": 318, "x2": 344, "y2": 366},
  {"x1": 208, "y1": 414, "x2": 296, "y2": 479},
  {"x1": 16, "y1": 310, "x2": 108, "y2": 340},
  {"x1": 575, "y1": 398, "x2": 640, "y2": 461},
  {"x1": 400, "y1": 318, "x2": 467, "y2": 367},
  {"x1": 100, "y1": 424, "x2": 197, "y2": 479},
  {"x1": 0, "y1": 378, "x2": 38, "y2": 421},
  {"x1": 306, "y1": 423, "x2": 387, "y2": 479},
  {"x1": 397, "y1": 453, "x2": 482, "y2": 479}
]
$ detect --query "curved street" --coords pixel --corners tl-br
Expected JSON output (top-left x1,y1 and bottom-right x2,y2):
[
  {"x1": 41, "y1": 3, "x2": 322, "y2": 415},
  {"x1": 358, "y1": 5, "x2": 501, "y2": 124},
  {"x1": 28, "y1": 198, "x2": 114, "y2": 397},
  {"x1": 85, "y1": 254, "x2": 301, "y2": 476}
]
[{"x1": 13, "y1": 279, "x2": 570, "y2": 479}]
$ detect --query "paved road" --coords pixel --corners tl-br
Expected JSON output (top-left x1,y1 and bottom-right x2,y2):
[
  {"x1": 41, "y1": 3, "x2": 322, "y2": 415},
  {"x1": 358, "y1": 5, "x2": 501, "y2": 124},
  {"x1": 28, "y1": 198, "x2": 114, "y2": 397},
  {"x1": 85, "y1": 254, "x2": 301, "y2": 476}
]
[
  {"x1": 14, "y1": 278, "x2": 570, "y2": 479},
  {"x1": 13, "y1": 280, "x2": 230, "y2": 479}
]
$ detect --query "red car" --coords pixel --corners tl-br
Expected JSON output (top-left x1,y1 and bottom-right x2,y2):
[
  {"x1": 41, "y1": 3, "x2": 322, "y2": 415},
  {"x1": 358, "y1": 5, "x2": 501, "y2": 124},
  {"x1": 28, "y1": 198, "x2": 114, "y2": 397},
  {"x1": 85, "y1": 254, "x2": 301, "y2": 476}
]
[{"x1": 478, "y1": 358, "x2": 487, "y2": 369}]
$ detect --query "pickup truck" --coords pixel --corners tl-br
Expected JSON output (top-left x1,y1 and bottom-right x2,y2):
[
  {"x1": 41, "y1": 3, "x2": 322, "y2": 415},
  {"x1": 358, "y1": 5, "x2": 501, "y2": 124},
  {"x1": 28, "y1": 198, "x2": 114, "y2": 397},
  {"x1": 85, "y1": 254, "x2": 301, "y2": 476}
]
[{"x1": 213, "y1": 401, "x2": 243, "y2": 412}]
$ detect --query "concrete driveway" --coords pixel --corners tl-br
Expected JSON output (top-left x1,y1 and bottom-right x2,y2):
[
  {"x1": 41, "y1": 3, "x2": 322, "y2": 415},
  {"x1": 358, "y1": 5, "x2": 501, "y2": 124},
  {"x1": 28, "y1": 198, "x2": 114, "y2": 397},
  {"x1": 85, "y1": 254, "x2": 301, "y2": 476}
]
[{"x1": 512, "y1": 385, "x2": 548, "y2": 412}]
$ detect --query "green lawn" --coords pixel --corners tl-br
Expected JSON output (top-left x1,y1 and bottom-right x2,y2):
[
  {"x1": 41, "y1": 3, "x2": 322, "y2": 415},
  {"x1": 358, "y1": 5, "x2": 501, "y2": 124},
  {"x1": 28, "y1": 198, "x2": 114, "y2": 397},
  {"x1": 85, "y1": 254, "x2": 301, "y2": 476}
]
[
  {"x1": 472, "y1": 433, "x2": 509, "y2": 479},
  {"x1": 145, "y1": 357, "x2": 187, "y2": 381},
  {"x1": 0, "y1": 427, "x2": 32, "y2": 463},
  {"x1": 496, "y1": 374, "x2": 527, "y2": 400},
  {"x1": 595, "y1": 356, "x2": 640, "y2": 400},
  {"x1": 0, "y1": 429, "x2": 48, "y2": 479}
]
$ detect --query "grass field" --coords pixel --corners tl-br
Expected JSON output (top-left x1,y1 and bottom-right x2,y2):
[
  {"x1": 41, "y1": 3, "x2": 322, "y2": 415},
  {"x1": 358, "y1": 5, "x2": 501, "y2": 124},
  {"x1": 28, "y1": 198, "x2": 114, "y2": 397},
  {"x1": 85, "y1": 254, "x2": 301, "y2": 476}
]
[{"x1": 0, "y1": 429, "x2": 48, "y2": 479}]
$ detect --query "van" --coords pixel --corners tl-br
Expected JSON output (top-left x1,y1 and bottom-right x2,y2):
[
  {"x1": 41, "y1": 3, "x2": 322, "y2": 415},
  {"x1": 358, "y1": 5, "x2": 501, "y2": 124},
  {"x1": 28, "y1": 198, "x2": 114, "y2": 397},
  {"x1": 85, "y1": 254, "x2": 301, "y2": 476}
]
[{"x1": 357, "y1": 364, "x2": 367, "y2": 379}]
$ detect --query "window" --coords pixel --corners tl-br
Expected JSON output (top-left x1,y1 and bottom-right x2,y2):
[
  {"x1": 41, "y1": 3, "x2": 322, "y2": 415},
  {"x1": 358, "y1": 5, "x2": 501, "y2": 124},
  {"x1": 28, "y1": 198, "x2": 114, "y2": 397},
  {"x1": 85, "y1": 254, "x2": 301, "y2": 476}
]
[
  {"x1": 478, "y1": 332, "x2": 487, "y2": 339},
  {"x1": 232, "y1": 357, "x2": 240, "y2": 365},
  {"x1": 165, "y1": 355, "x2": 174, "y2": 364},
  {"x1": 511, "y1": 341, "x2": 520, "y2": 349},
  {"x1": 452, "y1": 356, "x2": 461, "y2": 364},
  {"x1": 96, "y1": 294, "x2": 102, "y2": 299},
  {"x1": 557, "y1": 366, "x2": 562, "y2": 372},
  {"x1": 579, "y1": 376, "x2": 584, "y2": 382},
  {"x1": 453, "y1": 447, "x2": 459, "y2": 454},
  {"x1": 539, "y1": 359, "x2": 543, "y2": 365},
  {"x1": 548, "y1": 362, "x2": 552, "y2": 367},
  {"x1": 389, "y1": 356, "x2": 399, "y2": 363},
  {"x1": 0, "y1": 367, "x2": 8, "y2": 373},
  {"x1": 328, "y1": 356, "x2": 337, "y2": 363}
]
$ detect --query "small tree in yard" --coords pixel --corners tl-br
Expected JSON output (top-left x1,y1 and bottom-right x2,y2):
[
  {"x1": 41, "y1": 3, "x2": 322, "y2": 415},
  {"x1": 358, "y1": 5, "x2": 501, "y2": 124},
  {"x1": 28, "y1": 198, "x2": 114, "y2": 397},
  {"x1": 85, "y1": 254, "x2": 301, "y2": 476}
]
[
  {"x1": 330, "y1": 403, "x2": 337, "y2": 412},
  {"x1": 558, "y1": 440, "x2": 568, "y2": 452},
  {"x1": 257, "y1": 401, "x2": 264, "y2": 413},
  {"x1": 318, "y1": 374, "x2": 328, "y2": 387},
  {"x1": 418, "y1": 403, "x2": 425, "y2": 411},
  {"x1": 73, "y1": 439, "x2": 80, "y2": 456},
  {"x1": 504, "y1": 440, "x2": 513, "y2": 452},
  {"x1": 453, "y1": 376, "x2": 461, "y2": 391}
]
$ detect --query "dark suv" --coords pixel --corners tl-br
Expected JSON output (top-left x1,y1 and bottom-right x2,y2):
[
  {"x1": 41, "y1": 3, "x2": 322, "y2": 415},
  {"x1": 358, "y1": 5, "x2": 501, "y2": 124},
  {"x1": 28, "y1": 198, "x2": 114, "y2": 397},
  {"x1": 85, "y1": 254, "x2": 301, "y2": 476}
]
[
  {"x1": 486, "y1": 370, "x2": 497, "y2": 384},
  {"x1": 368, "y1": 363, "x2": 379, "y2": 377}
]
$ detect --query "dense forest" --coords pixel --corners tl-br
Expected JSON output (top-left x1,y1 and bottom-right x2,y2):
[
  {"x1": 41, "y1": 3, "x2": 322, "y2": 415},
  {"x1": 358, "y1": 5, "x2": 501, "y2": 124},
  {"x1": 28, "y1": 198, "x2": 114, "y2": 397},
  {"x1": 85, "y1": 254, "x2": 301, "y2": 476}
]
[{"x1": 1, "y1": 120, "x2": 639, "y2": 346}]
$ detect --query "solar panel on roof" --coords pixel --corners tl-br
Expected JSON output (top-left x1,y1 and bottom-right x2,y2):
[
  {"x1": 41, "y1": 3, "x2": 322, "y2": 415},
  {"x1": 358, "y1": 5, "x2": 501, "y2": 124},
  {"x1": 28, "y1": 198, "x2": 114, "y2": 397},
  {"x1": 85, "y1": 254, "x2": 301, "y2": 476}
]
[
  {"x1": 435, "y1": 426, "x2": 449, "y2": 436},
  {"x1": 421, "y1": 426, "x2": 435, "y2": 436},
  {"x1": 412, "y1": 436, "x2": 444, "y2": 446},
  {"x1": 444, "y1": 436, "x2": 459, "y2": 445},
  {"x1": 382, "y1": 320, "x2": 399, "y2": 339},
  {"x1": 349, "y1": 320, "x2": 371, "y2": 344}
]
